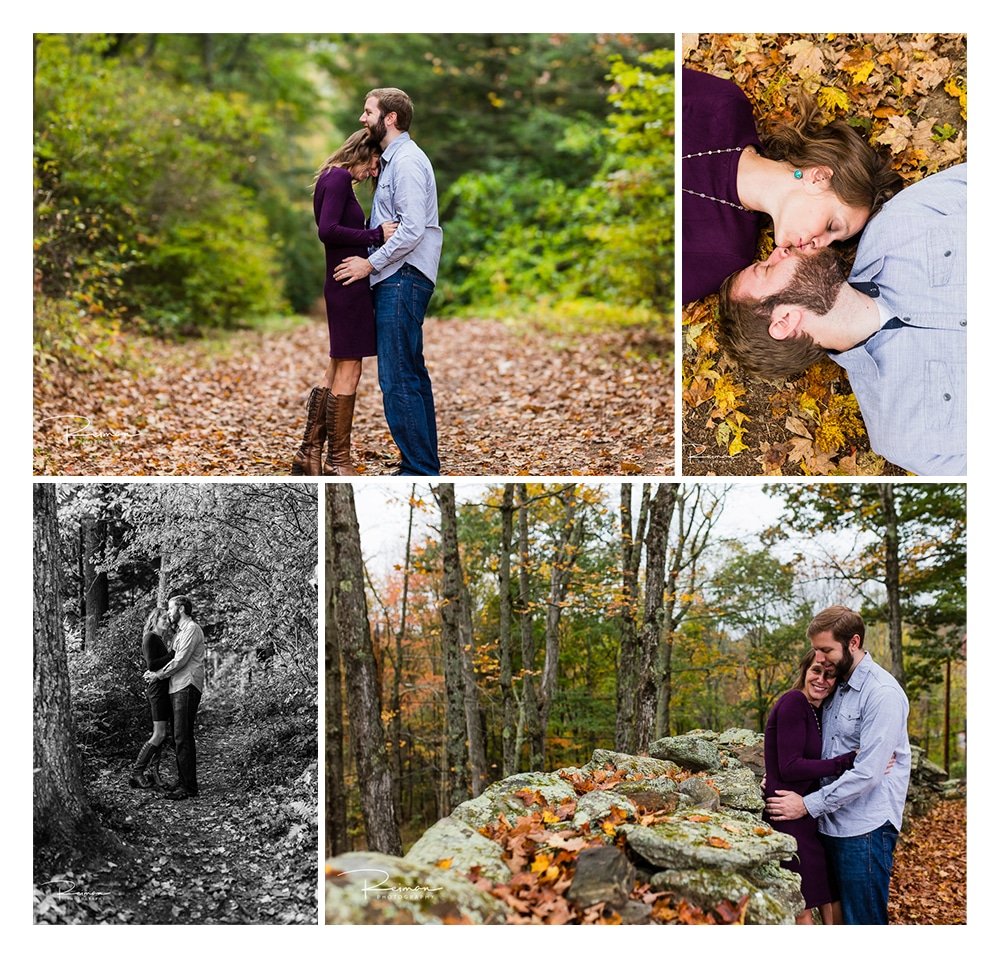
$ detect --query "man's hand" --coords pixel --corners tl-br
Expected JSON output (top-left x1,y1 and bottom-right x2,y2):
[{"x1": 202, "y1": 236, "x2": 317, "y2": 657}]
[
  {"x1": 333, "y1": 256, "x2": 373, "y2": 286},
  {"x1": 765, "y1": 790, "x2": 808, "y2": 821},
  {"x1": 142, "y1": 670, "x2": 157, "y2": 684}
]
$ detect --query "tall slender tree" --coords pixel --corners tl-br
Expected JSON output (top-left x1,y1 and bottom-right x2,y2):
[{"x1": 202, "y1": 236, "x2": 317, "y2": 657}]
[{"x1": 327, "y1": 486, "x2": 401, "y2": 856}]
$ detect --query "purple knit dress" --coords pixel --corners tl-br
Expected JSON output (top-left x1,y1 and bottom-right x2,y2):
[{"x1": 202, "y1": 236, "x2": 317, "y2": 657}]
[
  {"x1": 314, "y1": 166, "x2": 383, "y2": 358},
  {"x1": 681, "y1": 68, "x2": 765, "y2": 303},
  {"x1": 763, "y1": 689, "x2": 855, "y2": 909}
]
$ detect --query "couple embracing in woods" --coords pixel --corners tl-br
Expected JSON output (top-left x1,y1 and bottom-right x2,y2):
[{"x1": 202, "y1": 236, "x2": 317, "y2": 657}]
[
  {"x1": 290, "y1": 85, "x2": 442, "y2": 478},
  {"x1": 762, "y1": 606, "x2": 911, "y2": 924},
  {"x1": 129, "y1": 595, "x2": 206, "y2": 801}
]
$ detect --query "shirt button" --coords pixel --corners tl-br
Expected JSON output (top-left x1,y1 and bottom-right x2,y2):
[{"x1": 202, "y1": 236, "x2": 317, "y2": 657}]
[
  {"x1": 944, "y1": 393, "x2": 952, "y2": 401},
  {"x1": 961, "y1": 320, "x2": 967, "y2": 327},
  {"x1": 902, "y1": 317, "x2": 911, "y2": 323},
  {"x1": 944, "y1": 250, "x2": 952, "y2": 257}
]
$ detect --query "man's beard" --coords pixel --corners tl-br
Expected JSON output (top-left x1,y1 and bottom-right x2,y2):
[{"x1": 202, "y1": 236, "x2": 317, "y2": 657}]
[
  {"x1": 774, "y1": 247, "x2": 846, "y2": 316},
  {"x1": 833, "y1": 644, "x2": 853, "y2": 681},
  {"x1": 366, "y1": 115, "x2": 387, "y2": 148}
]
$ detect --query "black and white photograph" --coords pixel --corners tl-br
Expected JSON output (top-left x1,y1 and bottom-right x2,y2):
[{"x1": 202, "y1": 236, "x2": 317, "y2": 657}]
[{"x1": 32, "y1": 482, "x2": 319, "y2": 924}]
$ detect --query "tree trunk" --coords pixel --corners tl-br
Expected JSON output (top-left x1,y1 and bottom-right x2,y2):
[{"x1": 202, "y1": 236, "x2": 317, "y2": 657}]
[
  {"x1": 324, "y1": 492, "x2": 349, "y2": 857},
  {"x1": 390, "y1": 486, "x2": 416, "y2": 822},
  {"x1": 616, "y1": 484, "x2": 650, "y2": 752},
  {"x1": 34, "y1": 485, "x2": 92, "y2": 851},
  {"x1": 327, "y1": 485, "x2": 401, "y2": 856},
  {"x1": 878, "y1": 483, "x2": 906, "y2": 689},
  {"x1": 436, "y1": 484, "x2": 471, "y2": 811},
  {"x1": 634, "y1": 484, "x2": 675, "y2": 752},
  {"x1": 517, "y1": 484, "x2": 543, "y2": 771},
  {"x1": 538, "y1": 485, "x2": 583, "y2": 758},
  {"x1": 460, "y1": 577, "x2": 488, "y2": 796},
  {"x1": 82, "y1": 515, "x2": 109, "y2": 648},
  {"x1": 498, "y1": 485, "x2": 517, "y2": 777}
]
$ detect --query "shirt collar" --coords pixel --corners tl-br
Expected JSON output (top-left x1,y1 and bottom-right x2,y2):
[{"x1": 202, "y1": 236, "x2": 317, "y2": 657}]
[
  {"x1": 841, "y1": 650, "x2": 872, "y2": 692},
  {"x1": 380, "y1": 131, "x2": 411, "y2": 166}
]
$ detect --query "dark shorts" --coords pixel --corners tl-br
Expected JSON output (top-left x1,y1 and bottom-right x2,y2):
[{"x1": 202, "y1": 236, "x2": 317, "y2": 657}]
[{"x1": 146, "y1": 679, "x2": 172, "y2": 722}]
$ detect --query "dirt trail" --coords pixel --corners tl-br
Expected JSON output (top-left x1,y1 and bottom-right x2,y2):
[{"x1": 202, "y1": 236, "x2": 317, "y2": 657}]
[
  {"x1": 34, "y1": 316, "x2": 673, "y2": 476},
  {"x1": 35, "y1": 715, "x2": 317, "y2": 925}
]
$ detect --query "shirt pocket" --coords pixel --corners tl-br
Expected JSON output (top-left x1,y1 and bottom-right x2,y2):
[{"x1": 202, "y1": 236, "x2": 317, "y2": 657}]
[
  {"x1": 926, "y1": 228, "x2": 964, "y2": 288},
  {"x1": 834, "y1": 706, "x2": 862, "y2": 745},
  {"x1": 923, "y1": 359, "x2": 962, "y2": 435}
]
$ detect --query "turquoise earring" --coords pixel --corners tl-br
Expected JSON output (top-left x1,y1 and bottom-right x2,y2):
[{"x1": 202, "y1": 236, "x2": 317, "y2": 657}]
[{"x1": 793, "y1": 169, "x2": 803, "y2": 179}]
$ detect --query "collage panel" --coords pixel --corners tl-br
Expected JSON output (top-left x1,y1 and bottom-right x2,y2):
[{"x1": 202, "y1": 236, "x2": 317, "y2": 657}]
[
  {"x1": 680, "y1": 33, "x2": 966, "y2": 477},
  {"x1": 32, "y1": 482, "x2": 319, "y2": 924},
  {"x1": 324, "y1": 480, "x2": 966, "y2": 925},
  {"x1": 32, "y1": 32, "x2": 674, "y2": 480}
]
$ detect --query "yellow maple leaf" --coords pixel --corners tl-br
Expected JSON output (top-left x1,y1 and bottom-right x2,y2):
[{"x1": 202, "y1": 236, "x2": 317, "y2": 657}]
[
  {"x1": 818, "y1": 86, "x2": 849, "y2": 113},
  {"x1": 851, "y1": 59, "x2": 876, "y2": 84},
  {"x1": 530, "y1": 853, "x2": 553, "y2": 874},
  {"x1": 944, "y1": 75, "x2": 967, "y2": 119},
  {"x1": 435, "y1": 858, "x2": 453, "y2": 869}
]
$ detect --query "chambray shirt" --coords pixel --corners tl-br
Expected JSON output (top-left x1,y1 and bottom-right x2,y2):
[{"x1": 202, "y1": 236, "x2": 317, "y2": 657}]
[
  {"x1": 803, "y1": 652, "x2": 910, "y2": 837},
  {"x1": 155, "y1": 618, "x2": 206, "y2": 694},
  {"x1": 367, "y1": 132, "x2": 443, "y2": 285},
  {"x1": 829, "y1": 163, "x2": 966, "y2": 476}
]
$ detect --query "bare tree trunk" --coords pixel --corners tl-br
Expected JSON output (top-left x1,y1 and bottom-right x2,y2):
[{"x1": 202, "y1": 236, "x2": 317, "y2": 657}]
[
  {"x1": 616, "y1": 484, "x2": 650, "y2": 752},
  {"x1": 635, "y1": 484, "x2": 675, "y2": 752},
  {"x1": 82, "y1": 515, "x2": 108, "y2": 648},
  {"x1": 498, "y1": 485, "x2": 517, "y2": 777},
  {"x1": 34, "y1": 485, "x2": 92, "y2": 851},
  {"x1": 435, "y1": 484, "x2": 470, "y2": 811},
  {"x1": 327, "y1": 486, "x2": 401, "y2": 856},
  {"x1": 878, "y1": 483, "x2": 906, "y2": 689},
  {"x1": 538, "y1": 485, "x2": 583, "y2": 760},
  {"x1": 460, "y1": 578, "x2": 488, "y2": 796},
  {"x1": 390, "y1": 486, "x2": 415, "y2": 821},
  {"x1": 325, "y1": 492, "x2": 348, "y2": 857},
  {"x1": 517, "y1": 484, "x2": 543, "y2": 771}
]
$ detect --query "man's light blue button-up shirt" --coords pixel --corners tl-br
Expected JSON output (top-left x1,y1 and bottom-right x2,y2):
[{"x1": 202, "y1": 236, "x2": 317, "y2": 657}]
[{"x1": 803, "y1": 652, "x2": 910, "y2": 837}]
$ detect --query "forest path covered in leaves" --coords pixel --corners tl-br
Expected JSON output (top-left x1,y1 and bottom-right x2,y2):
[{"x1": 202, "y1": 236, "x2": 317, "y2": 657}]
[
  {"x1": 33, "y1": 315, "x2": 672, "y2": 477},
  {"x1": 35, "y1": 714, "x2": 317, "y2": 925},
  {"x1": 889, "y1": 798, "x2": 966, "y2": 924}
]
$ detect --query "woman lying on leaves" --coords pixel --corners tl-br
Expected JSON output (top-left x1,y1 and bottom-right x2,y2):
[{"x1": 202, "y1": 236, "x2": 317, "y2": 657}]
[{"x1": 681, "y1": 67, "x2": 901, "y2": 304}]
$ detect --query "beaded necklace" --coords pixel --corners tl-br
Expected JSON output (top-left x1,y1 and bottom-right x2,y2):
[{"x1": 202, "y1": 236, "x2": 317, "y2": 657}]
[{"x1": 681, "y1": 145, "x2": 754, "y2": 212}]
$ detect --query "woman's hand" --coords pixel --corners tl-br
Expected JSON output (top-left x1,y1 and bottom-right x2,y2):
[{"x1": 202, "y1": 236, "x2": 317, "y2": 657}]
[
  {"x1": 885, "y1": 752, "x2": 896, "y2": 774},
  {"x1": 380, "y1": 221, "x2": 399, "y2": 241}
]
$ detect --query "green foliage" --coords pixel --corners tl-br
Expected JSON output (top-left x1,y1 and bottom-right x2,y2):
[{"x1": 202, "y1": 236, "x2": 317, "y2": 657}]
[
  {"x1": 34, "y1": 34, "x2": 297, "y2": 355},
  {"x1": 435, "y1": 47, "x2": 674, "y2": 322}
]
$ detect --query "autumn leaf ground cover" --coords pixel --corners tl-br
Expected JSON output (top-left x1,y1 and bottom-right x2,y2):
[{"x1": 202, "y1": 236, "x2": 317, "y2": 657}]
[
  {"x1": 33, "y1": 313, "x2": 672, "y2": 477},
  {"x1": 33, "y1": 711, "x2": 318, "y2": 925},
  {"x1": 681, "y1": 33, "x2": 966, "y2": 476}
]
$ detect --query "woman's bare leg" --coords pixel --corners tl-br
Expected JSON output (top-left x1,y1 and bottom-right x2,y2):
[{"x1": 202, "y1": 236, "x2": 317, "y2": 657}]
[
  {"x1": 150, "y1": 720, "x2": 169, "y2": 746},
  {"x1": 330, "y1": 358, "x2": 362, "y2": 395},
  {"x1": 322, "y1": 358, "x2": 335, "y2": 391},
  {"x1": 828, "y1": 901, "x2": 843, "y2": 924},
  {"x1": 795, "y1": 908, "x2": 814, "y2": 925}
]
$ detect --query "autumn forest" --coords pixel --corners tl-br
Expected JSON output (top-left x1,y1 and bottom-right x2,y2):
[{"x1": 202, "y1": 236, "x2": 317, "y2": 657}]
[{"x1": 326, "y1": 481, "x2": 966, "y2": 854}]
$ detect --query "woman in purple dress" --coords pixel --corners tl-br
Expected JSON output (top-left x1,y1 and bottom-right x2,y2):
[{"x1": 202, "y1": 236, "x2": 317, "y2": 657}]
[
  {"x1": 290, "y1": 130, "x2": 398, "y2": 476},
  {"x1": 763, "y1": 649, "x2": 855, "y2": 924},
  {"x1": 682, "y1": 68, "x2": 901, "y2": 304}
]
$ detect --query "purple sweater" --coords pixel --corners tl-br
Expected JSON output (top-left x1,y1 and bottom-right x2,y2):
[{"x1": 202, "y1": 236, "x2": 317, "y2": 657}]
[{"x1": 681, "y1": 68, "x2": 765, "y2": 303}]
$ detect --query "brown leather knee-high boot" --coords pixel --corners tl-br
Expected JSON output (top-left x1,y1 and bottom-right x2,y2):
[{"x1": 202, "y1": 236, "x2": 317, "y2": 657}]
[
  {"x1": 322, "y1": 394, "x2": 359, "y2": 476},
  {"x1": 290, "y1": 386, "x2": 330, "y2": 476}
]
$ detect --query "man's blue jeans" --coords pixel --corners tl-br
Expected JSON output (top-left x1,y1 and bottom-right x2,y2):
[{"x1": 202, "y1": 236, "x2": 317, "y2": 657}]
[
  {"x1": 822, "y1": 821, "x2": 899, "y2": 924},
  {"x1": 170, "y1": 685, "x2": 201, "y2": 796},
  {"x1": 374, "y1": 265, "x2": 440, "y2": 476}
]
